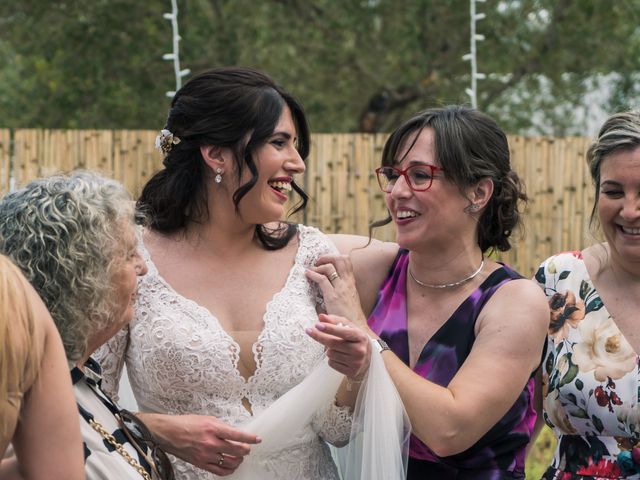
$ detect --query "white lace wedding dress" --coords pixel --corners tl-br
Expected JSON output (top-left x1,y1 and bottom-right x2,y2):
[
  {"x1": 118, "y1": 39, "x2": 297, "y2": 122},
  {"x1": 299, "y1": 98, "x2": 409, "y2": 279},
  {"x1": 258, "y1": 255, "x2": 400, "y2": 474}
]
[{"x1": 95, "y1": 225, "x2": 352, "y2": 479}]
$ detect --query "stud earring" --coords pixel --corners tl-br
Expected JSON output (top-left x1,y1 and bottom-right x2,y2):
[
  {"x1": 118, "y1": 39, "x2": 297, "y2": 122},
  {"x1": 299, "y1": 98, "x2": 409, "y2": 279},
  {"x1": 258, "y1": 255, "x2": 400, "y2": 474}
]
[
  {"x1": 215, "y1": 168, "x2": 223, "y2": 184},
  {"x1": 468, "y1": 203, "x2": 480, "y2": 212}
]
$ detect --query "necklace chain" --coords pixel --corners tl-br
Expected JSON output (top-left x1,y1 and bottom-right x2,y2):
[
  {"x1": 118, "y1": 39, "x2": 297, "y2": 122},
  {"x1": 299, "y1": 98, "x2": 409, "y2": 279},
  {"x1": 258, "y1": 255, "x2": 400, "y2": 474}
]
[
  {"x1": 409, "y1": 258, "x2": 485, "y2": 289},
  {"x1": 88, "y1": 417, "x2": 152, "y2": 480}
]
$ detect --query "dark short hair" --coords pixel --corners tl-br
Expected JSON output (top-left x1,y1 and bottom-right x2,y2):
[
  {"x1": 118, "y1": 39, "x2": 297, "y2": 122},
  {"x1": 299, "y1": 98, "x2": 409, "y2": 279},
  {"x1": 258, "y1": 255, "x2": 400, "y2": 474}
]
[
  {"x1": 373, "y1": 105, "x2": 526, "y2": 253},
  {"x1": 586, "y1": 111, "x2": 640, "y2": 231},
  {"x1": 138, "y1": 67, "x2": 310, "y2": 250}
]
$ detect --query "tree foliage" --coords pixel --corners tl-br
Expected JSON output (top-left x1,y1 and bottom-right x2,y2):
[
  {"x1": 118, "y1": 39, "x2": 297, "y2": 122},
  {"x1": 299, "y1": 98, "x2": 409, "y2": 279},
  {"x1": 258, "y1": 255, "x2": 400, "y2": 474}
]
[{"x1": 1, "y1": 0, "x2": 639, "y2": 134}]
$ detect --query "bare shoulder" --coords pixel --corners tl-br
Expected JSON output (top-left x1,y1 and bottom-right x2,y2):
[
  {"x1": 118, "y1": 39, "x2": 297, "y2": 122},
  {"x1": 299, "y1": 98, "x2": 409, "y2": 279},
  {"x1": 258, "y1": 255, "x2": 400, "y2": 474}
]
[
  {"x1": 328, "y1": 234, "x2": 399, "y2": 315},
  {"x1": 480, "y1": 276, "x2": 549, "y2": 333},
  {"x1": 474, "y1": 277, "x2": 549, "y2": 370},
  {"x1": 328, "y1": 234, "x2": 399, "y2": 269}
]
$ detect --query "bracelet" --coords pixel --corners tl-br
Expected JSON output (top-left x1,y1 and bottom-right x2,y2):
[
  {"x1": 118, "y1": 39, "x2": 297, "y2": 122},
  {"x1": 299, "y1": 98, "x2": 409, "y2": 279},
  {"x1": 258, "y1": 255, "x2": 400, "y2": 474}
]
[{"x1": 346, "y1": 377, "x2": 364, "y2": 392}]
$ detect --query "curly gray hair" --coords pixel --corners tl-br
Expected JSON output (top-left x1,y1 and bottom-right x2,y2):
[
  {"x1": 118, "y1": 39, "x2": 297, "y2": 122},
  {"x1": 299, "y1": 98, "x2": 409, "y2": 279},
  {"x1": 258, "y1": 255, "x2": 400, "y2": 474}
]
[{"x1": 0, "y1": 171, "x2": 136, "y2": 362}]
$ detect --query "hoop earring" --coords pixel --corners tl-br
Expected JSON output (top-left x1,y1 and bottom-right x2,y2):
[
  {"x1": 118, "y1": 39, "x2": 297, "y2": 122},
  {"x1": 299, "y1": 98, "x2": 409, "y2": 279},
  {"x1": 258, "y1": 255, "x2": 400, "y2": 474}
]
[{"x1": 215, "y1": 168, "x2": 223, "y2": 184}]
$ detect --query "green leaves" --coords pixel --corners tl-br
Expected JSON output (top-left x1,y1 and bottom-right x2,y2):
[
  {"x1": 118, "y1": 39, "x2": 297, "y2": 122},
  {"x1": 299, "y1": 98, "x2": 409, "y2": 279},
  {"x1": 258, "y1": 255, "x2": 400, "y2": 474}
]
[{"x1": 2, "y1": 0, "x2": 639, "y2": 132}]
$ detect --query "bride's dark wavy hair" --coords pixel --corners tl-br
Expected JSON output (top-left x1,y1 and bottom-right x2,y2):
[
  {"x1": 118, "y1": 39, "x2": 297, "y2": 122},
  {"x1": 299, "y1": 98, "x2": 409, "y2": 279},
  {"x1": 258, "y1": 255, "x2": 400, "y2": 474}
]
[
  {"x1": 138, "y1": 67, "x2": 310, "y2": 250},
  {"x1": 371, "y1": 105, "x2": 526, "y2": 254}
]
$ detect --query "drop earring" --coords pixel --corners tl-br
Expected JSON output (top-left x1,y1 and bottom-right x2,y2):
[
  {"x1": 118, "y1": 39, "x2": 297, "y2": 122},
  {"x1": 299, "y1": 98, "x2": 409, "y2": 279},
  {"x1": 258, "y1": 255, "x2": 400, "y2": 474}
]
[{"x1": 215, "y1": 168, "x2": 223, "y2": 184}]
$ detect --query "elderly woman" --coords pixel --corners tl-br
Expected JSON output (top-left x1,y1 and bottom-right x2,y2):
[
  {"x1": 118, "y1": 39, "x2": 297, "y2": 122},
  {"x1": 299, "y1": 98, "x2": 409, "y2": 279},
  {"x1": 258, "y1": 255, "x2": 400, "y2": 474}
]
[
  {"x1": 0, "y1": 254, "x2": 84, "y2": 479},
  {"x1": 534, "y1": 111, "x2": 640, "y2": 479},
  {"x1": 0, "y1": 172, "x2": 173, "y2": 480}
]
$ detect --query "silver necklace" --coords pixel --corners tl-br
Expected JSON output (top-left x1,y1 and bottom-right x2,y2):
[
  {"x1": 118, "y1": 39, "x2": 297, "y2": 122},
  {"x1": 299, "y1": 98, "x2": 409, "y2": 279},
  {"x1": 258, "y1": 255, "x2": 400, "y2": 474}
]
[{"x1": 408, "y1": 258, "x2": 485, "y2": 289}]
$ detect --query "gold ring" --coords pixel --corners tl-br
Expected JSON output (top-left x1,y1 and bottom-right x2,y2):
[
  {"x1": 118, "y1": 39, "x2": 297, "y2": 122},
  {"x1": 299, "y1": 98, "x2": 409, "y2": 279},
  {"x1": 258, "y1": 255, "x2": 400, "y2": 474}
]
[
  {"x1": 217, "y1": 454, "x2": 225, "y2": 467},
  {"x1": 328, "y1": 271, "x2": 339, "y2": 283}
]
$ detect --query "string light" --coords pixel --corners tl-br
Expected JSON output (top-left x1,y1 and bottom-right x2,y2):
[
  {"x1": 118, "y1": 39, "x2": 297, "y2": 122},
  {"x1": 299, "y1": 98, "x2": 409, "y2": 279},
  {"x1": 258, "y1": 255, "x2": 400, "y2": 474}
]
[
  {"x1": 162, "y1": 0, "x2": 190, "y2": 98},
  {"x1": 463, "y1": 0, "x2": 486, "y2": 108}
]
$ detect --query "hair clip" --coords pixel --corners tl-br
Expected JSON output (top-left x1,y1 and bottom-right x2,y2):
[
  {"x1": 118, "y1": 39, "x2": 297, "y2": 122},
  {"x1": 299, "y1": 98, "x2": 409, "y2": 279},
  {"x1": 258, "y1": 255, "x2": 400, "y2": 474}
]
[{"x1": 155, "y1": 129, "x2": 181, "y2": 155}]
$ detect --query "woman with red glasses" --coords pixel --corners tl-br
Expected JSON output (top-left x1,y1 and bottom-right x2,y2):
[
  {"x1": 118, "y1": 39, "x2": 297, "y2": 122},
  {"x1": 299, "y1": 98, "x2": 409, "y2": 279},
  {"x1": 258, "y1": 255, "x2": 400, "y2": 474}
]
[{"x1": 308, "y1": 105, "x2": 549, "y2": 479}]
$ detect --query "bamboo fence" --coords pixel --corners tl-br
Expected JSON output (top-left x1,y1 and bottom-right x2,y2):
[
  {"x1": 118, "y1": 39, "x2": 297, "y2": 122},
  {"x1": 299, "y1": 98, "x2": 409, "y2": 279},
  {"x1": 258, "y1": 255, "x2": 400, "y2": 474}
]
[{"x1": 0, "y1": 129, "x2": 596, "y2": 277}]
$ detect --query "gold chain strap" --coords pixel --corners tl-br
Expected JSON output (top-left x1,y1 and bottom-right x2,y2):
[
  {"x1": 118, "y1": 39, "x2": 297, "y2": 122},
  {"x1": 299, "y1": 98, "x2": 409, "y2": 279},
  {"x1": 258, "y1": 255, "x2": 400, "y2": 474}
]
[{"x1": 88, "y1": 417, "x2": 153, "y2": 480}]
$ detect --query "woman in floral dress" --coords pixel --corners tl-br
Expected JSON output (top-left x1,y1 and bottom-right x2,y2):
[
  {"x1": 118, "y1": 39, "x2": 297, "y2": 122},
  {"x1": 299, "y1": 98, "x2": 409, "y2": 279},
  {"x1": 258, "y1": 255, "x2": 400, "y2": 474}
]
[{"x1": 535, "y1": 111, "x2": 640, "y2": 479}]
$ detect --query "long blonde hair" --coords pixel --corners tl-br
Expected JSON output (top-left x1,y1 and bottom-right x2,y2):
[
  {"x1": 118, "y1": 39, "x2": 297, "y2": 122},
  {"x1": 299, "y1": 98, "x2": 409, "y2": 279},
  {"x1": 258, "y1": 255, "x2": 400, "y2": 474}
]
[{"x1": 0, "y1": 254, "x2": 42, "y2": 440}]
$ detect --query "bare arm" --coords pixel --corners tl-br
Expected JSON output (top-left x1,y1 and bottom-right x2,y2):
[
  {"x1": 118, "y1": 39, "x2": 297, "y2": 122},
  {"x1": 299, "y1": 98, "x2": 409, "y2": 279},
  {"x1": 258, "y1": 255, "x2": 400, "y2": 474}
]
[
  {"x1": 327, "y1": 234, "x2": 398, "y2": 315},
  {"x1": 309, "y1": 276, "x2": 549, "y2": 456},
  {"x1": 11, "y1": 289, "x2": 85, "y2": 480},
  {"x1": 137, "y1": 412, "x2": 261, "y2": 476},
  {"x1": 378, "y1": 280, "x2": 547, "y2": 455}
]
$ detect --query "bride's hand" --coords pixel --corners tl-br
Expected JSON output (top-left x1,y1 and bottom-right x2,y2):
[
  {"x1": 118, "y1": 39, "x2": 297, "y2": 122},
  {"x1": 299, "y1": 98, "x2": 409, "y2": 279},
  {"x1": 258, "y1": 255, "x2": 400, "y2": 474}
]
[
  {"x1": 305, "y1": 254, "x2": 368, "y2": 328},
  {"x1": 137, "y1": 413, "x2": 261, "y2": 476},
  {"x1": 306, "y1": 313, "x2": 371, "y2": 380}
]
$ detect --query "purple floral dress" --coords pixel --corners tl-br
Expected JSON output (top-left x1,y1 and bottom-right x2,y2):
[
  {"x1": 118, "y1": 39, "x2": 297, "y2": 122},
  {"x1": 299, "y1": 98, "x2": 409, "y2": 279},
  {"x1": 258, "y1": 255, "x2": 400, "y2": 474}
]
[
  {"x1": 535, "y1": 251, "x2": 640, "y2": 480},
  {"x1": 368, "y1": 250, "x2": 537, "y2": 479}
]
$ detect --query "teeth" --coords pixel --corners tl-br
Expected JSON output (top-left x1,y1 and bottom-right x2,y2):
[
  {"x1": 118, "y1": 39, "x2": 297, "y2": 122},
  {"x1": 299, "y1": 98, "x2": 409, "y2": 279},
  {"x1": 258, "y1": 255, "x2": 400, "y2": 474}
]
[
  {"x1": 397, "y1": 210, "x2": 418, "y2": 219},
  {"x1": 621, "y1": 226, "x2": 640, "y2": 235},
  {"x1": 269, "y1": 181, "x2": 292, "y2": 192}
]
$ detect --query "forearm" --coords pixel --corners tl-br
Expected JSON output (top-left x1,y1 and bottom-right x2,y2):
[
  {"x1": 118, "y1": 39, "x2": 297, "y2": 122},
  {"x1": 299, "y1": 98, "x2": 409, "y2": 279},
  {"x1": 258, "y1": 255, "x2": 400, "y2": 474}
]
[
  {"x1": 334, "y1": 379, "x2": 360, "y2": 409},
  {"x1": 135, "y1": 412, "x2": 179, "y2": 453},
  {"x1": 134, "y1": 411, "x2": 259, "y2": 474},
  {"x1": 380, "y1": 351, "x2": 472, "y2": 456}
]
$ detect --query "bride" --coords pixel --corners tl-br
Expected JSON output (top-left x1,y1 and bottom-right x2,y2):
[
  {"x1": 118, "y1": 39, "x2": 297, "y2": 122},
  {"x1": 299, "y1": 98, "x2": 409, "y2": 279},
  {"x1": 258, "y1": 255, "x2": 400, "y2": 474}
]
[{"x1": 96, "y1": 66, "x2": 407, "y2": 479}]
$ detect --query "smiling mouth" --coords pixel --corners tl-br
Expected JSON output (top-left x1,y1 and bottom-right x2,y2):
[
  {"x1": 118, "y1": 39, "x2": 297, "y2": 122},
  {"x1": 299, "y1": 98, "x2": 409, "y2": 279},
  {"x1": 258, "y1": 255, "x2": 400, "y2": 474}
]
[
  {"x1": 268, "y1": 180, "x2": 292, "y2": 194},
  {"x1": 396, "y1": 210, "x2": 419, "y2": 219},
  {"x1": 620, "y1": 225, "x2": 640, "y2": 235}
]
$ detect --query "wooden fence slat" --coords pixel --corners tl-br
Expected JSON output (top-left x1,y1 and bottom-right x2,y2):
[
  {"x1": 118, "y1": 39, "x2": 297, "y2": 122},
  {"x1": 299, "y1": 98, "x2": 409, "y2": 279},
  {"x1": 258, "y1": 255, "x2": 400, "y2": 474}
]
[{"x1": 7, "y1": 129, "x2": 597, "y2": 276}]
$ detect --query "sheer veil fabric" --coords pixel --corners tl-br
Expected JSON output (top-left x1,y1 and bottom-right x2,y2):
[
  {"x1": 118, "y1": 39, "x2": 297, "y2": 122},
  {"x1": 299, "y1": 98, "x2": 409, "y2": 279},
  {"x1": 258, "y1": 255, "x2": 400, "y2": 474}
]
[{"x1": 228, "y1": 347, "x2": 410, "y2": 480}]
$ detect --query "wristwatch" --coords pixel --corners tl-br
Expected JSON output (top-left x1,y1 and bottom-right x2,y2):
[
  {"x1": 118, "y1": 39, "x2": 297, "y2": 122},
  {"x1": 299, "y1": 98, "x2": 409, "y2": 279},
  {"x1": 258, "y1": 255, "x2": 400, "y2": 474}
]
[{"x1": 371, "y1": 337, "x2": 390, "y2": 354}]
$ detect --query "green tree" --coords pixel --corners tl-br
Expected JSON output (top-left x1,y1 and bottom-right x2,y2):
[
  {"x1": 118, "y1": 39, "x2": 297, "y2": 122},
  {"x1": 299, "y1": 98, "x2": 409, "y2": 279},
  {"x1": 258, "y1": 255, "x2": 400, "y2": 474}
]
[
  {"x1": 1, "y1": 0, "x2": 639, "y2": 133},
  {"x1": 0, "y1": 1, "x2": 170, "y2": 128}
]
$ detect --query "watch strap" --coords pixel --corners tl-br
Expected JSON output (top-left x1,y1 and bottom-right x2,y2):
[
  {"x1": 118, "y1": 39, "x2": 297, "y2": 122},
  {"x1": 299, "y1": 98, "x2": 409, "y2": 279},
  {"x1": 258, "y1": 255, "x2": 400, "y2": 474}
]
[{"x1": 371, "y1": 337, "x2": 390, "y2": 354}]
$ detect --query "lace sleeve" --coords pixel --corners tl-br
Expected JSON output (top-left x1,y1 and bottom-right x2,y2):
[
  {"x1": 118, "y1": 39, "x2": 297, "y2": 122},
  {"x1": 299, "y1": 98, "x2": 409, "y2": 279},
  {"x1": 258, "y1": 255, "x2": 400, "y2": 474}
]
[
  {"x1": 311, "y1": 400, "x2": 353, "y2": 447},
  {"x1": 93, "y1": 326, "x2": 129, "y2": 401},
  {"x1": 298, "y1": 225, "x2": 354, "y2": 445}
]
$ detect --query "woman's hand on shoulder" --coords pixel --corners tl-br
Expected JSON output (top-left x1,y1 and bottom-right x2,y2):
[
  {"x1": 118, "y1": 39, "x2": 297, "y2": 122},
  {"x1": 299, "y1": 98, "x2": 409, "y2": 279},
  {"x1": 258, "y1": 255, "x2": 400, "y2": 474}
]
[
  {"x1": 306, "y1": 253, "x2": 367, "y2": 326},
  {"x1": 327, "y1": 234, "x2": 398, "y2": 315},
  {"x1": 138, "y1": 413, "x2": 261, "y2": 476}
]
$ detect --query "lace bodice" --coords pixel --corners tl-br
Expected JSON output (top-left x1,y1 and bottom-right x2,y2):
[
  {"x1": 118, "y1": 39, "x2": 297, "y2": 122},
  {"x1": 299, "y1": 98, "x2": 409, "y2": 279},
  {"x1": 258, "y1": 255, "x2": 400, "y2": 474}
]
[{"x1": 95, "y1": 225, "x2": 351, "y2": 479}]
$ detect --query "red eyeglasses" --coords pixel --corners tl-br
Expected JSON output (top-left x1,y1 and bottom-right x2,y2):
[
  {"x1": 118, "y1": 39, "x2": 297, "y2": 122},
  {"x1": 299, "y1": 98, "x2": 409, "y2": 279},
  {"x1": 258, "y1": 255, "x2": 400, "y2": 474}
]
[{"x1": 375, "y1": 164, "x2": 444, "y2": 192}]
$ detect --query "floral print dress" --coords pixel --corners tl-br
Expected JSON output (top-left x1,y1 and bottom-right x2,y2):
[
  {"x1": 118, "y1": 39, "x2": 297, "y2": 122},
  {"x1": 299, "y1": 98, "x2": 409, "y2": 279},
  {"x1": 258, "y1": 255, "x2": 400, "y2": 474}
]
[{"x1": 536, "y1": 251, "x2": 640, "y2": 479}]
